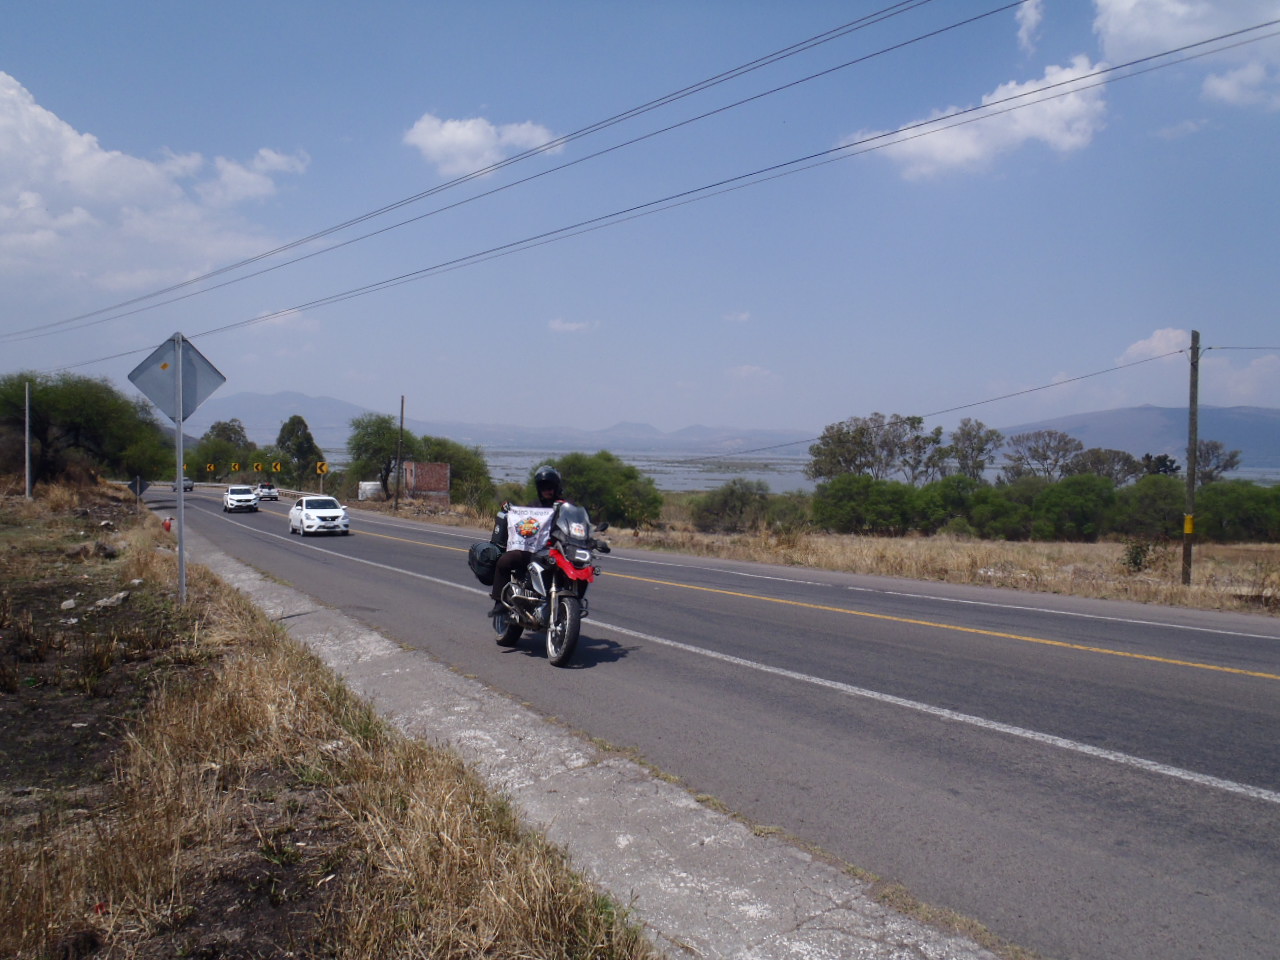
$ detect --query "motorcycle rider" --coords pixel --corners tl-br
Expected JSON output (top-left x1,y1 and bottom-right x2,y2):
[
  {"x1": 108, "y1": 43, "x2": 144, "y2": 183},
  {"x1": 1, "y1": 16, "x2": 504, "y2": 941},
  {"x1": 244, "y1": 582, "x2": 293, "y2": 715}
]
[{"x1": 486, "y1": 464, "x2": 563, "y2": 617}]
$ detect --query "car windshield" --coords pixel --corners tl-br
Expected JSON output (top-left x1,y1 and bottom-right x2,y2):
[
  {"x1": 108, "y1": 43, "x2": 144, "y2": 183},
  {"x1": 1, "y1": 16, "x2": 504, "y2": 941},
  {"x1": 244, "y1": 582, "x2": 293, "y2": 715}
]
[
  {"x1": 229, "y1": 487, "x2": 253, "y2": 495},
  {"x1": 259, "y1": 483, "x2": 274, "y2": 488},
  {"x1": 305, "y1": 498, "x2": 340, "y2": 510}
]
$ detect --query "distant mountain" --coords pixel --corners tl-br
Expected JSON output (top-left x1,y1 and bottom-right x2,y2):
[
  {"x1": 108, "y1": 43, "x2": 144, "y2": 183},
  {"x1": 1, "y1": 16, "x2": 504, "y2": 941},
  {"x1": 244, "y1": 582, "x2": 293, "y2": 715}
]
[
  {"x1": 178, "y1": 394, "x2": 1280, "y2": 474},
  {"x1": 997, "y1": 405, "x2": 1280, "y2": 470},
  {"x1": 180, "y1": 392, "x2": 814, "y2": 458}
]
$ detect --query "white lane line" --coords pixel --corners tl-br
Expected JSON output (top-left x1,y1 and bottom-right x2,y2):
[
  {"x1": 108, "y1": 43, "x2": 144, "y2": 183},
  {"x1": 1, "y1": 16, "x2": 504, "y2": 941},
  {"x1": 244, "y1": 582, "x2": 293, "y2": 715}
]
[
  {"x1": 207, "y1": 514, "x2": 1280, "y2": 805},
  {"x1": 320, "y1": 512, "x2": 1280, "y2": 641},
  {"x1": 601, "y1": 552, "x2": 1280, "y2": 643},
  {"x1": 596, "y1": 621, "x2": 1280, "y2": 807},
  {"x1": 858, "y1": 586, "x2": 1280, "y2": 642}
]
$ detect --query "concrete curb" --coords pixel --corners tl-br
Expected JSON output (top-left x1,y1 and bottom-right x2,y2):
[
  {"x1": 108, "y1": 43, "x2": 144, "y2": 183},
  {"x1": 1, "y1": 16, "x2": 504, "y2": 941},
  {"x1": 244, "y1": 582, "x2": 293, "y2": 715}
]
[{"x1": 195, "y1": 533, "x2": 1000, "y2": 960}]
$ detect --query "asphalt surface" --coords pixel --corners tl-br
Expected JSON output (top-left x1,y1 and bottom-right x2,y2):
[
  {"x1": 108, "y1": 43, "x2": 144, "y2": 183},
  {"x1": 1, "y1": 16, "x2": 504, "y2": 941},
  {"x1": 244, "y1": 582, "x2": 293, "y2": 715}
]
[
  {"x1": 178, "y1": 520, "x2": 1005, "y2": 960},
  {"x1": 155, "y1": 490, "x2": 1280, "y2": 960}
]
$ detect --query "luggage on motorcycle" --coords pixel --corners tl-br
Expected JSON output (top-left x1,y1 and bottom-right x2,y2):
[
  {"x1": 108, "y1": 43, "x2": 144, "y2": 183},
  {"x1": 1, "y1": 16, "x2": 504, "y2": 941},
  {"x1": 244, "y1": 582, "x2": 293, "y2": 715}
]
[{"x1": 468, "y1": 541, "x2": 502, "y2": 585}]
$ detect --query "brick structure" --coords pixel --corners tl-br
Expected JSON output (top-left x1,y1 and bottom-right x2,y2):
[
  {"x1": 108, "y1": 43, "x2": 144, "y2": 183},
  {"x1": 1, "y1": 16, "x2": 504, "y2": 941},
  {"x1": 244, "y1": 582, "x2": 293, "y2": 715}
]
[{"x1": 401, "y1": 461, "x2": 450, "y2": 505}]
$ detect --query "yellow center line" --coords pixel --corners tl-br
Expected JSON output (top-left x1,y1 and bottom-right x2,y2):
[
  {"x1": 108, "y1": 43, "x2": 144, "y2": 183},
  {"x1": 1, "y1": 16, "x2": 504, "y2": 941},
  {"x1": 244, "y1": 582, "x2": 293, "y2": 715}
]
[
  {"x1": 348, "y1": 526, "x2": 1278, "y2": 682},
  {"x1": 609, "y1": 572, "x2": 1280, "y2": 681},
  {"x1": 358, "y1": 528, "x2": 469, "y2": 551}
]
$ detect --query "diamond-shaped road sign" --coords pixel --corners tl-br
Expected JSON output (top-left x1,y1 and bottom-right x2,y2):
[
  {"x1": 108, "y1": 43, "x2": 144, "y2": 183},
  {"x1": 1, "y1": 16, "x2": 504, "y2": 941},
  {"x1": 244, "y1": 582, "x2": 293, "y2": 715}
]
[{"x1": 128, "y1": 333, "x2": 225, "y2": 423}]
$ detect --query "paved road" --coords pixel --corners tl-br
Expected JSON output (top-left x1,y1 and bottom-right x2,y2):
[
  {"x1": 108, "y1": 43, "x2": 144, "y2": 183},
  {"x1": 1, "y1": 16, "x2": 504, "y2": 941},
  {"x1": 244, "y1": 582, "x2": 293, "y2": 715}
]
[{"x1": 156, "y1": 490, "x2": 1280, "y2": 960}]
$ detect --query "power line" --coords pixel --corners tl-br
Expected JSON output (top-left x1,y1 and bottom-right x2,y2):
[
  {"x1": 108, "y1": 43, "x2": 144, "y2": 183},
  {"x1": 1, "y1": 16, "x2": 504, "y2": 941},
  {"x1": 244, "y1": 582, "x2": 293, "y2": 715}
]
[
  {"x1": 666, "y1": 350, "x2": 1190, "y2": 463},
  {"x1": 5, "y1": 0, "x2": 1019, "y2": 345},
  {"x1": 13, "y1": 0, "x2": 944, "y2": 341},
  {"x1": 49, "y1": 20, "x2": 1280, "y2": 373}
]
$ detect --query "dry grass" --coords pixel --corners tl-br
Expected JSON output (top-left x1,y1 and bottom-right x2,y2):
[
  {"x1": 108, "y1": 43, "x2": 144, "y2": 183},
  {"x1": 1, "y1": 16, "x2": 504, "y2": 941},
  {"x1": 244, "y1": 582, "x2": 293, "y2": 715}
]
[
  {"x1": 374, "y1": 489, "x2": 1280, "y2": 616},
  {"x1": 0, "y1": 481, "x2": 658, "y2": 960},
  {"x1": 624, "y1": 526, "x2": 1280, "y2": 613}
]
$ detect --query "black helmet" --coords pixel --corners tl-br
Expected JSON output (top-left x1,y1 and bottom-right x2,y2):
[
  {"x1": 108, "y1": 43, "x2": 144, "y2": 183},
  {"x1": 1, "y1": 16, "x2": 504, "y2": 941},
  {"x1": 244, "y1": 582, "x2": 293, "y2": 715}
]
[{"x1": 533, "y1": 465, "x2": 563, "y2": 501}]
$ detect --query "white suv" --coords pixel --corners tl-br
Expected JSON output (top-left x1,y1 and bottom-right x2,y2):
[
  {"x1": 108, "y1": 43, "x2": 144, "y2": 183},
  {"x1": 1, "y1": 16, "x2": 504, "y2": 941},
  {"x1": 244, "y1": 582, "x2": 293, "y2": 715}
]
[{"x1": 223, "y1": 485, "x2": 260, "y2": 513}]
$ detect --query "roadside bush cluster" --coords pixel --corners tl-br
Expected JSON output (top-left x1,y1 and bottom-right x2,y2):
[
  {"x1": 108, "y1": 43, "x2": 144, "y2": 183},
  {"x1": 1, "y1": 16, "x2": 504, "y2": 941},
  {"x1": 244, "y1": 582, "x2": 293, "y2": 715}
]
[{"x1": 691, "y1": 473, "x2": 1280, "y2": 544}]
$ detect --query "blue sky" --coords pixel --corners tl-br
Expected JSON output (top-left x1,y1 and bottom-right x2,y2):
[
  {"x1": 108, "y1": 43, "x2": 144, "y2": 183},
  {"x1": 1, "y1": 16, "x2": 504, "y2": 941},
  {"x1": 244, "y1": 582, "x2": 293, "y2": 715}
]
[{"x1": 2, "y1": 1, "x2": 1278, "y2": 438}]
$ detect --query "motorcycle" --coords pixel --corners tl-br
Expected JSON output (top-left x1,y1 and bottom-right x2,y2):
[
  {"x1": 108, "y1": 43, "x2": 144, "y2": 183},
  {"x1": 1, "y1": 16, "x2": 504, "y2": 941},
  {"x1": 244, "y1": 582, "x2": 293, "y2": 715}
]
[{"x1": 491, "y1": 502, "x2": 610, "y2": 666}]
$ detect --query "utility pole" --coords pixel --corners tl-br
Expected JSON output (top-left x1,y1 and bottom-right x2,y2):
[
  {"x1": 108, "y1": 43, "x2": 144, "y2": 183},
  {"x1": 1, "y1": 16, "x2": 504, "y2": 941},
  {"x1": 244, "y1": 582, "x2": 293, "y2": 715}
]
[
  {"x1": 24, "y1": 380, "x2": 32, "y2": 499},
  {"x1": 1182, "y1": 330, "x2": 1199, "y2": 586},
  {"x1": 394, "y1": 395, "x2": 405, "y2": 511}
]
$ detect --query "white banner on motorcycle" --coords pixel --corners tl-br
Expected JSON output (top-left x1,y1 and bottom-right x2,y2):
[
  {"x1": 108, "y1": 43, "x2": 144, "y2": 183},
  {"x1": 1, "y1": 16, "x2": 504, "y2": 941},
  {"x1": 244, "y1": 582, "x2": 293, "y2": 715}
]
[{"x1": 506, "y1": 506, "x2": 554, "y2": 552}]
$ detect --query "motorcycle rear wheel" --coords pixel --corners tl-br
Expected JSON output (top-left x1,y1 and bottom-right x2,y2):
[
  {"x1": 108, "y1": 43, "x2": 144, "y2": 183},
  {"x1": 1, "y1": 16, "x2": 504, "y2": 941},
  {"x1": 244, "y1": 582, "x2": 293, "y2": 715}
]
[
  {"x1": 494, "y1": 611, "x2": 522, "y2": 647},
  {"x1": 546, "y1": 595, "x2": 580, "y2": 667}
]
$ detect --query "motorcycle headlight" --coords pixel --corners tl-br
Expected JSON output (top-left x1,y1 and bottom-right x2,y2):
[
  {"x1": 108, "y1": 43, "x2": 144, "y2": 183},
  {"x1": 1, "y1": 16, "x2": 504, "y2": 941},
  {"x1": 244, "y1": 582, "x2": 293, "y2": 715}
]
[{"x1": 574, "y1": 548, "x2": 592, "y2": 563}]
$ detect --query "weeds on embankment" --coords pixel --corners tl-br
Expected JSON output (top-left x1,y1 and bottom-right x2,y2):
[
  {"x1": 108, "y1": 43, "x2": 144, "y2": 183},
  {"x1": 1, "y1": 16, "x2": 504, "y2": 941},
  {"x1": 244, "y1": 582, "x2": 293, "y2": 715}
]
[{"x1": 0, "y1": 480, "x2": 657, "y2": 960}]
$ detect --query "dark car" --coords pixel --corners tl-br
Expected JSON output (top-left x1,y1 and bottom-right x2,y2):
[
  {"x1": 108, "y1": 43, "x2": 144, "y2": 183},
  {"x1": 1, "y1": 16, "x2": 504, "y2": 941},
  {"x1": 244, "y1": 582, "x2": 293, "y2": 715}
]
[{"x1": 173, "y1": 477, "x2": 194, "y2": 492}]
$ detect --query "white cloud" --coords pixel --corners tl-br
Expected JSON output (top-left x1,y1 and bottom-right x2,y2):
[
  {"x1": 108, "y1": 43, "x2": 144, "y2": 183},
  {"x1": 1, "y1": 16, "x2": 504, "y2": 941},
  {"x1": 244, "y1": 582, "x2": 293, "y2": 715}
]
[
  {"x1": 196, "y1": 148, "x2": 310, "y2": 207},
  {"x1": 1093, "y1": 0, "x2": 1280, "y2": 107},
  {"x1": 860, "y1": 55, "x2": 1107, "y2": 179},
  {"x1": 1207, "y1": 352, "x2": 1280, "y2": 404},
  {"x1": 403, "y1": 113, "x2": 560, "y2": 177},
  {"x1": 1118, "y1": 328, "x2": 1190, "y2": 362},
  {"x1": 1017, "y1": 0, "x2": 1045, "y2": 54},
  {"x1": 0, "y1": 71, "x2": 306, "y2": 290},
  {"x1": 1203, "y1": 61, "x2": 1280, "y2": 109},
  {"x1": 727, "y1": 364, "x2": 780, "y2": 384},
  {"x1": 1156, "y1": 117, "x2": 1208, "y2": 139},
  {"x1": 548, "y1": 317, "x2": 591, "y2": 333}
]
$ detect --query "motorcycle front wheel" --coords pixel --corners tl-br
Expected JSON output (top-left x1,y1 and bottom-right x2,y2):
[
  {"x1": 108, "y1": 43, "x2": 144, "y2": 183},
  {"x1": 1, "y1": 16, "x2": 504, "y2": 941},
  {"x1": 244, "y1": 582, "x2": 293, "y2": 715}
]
[{"x1": 545, "y1": 595, "x2": 580, "y2": 667}]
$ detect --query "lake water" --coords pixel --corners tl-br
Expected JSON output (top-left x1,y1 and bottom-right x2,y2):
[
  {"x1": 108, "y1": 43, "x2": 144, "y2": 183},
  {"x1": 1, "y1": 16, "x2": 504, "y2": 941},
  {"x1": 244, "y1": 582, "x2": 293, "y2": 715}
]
[
  {"x1": 323, "y1": 446, "x2": 1278, "y2": 496},
  {"x1": 481, "y1": 447, "x2": 816, "y2": 494}
]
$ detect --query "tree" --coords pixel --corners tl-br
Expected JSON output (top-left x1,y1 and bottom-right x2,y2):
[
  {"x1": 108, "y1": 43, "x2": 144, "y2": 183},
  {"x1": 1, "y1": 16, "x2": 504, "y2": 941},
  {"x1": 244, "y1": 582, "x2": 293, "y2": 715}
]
[
  {"x1": 807, "y1": 412, "x2": 936, "y2": 482},
  {"x1": 947, "y1": 418, "x2": 1003, "y2": 481},
  {"x1": 0, "y1": 371, "x2": 169, "y2": 485},
  {"x1": 347, "y1": 413, "x2": 422, "y2": 498},
  {"x1": 1140, "y1": 453, "x2": 1180, "y2": 476},
  {"x1": 1196, "y1": 480, "x2": 1280, "y2": 542},
  {"x1": 419, "y1": 435, "x2": 495, "y2": 509},
  {"x1": 1194, "y1": 439, "x2": 1242, "y2": 486},
  {"x1": 806, "y1": 417, "x2": 877, "y2": 481},
  {"x1": 691, "y1": 479, "x2": 770, "y2": 533},
  {"x1": 1065, "y1": 448, "x2": 1143, "y2": 486},
  {"x1": 914, "y1": 474, "x2": 981, "y2": 534},
  {"x1": 190, "y1": 434, "x2": 240, "y2": 482},
  {"x1": 897, "y1": 416, "x2": 947, "y2": 486},
  {"x1": 1001, "y1": 430, "x2": 1084, "y2": 482},
  {"x1": 970, "y1": 476, "x2": 1049, "y2": 540},
  {"x1": 812, "y1": 474, "x2": 916, "y2": 535},
  {"x1": 544, "y1": 451, "x2": 662, "y2": 528},
  {"x1": 276, "y1": 415, "x2": 323, "y2": 489},
  {"x1": 206, "y1": 419, "x2": 256, "y2": 450},
  {"x1": 1031, "y1": 474, "x2": 1116, "y2": 542},
  {"x1": 1113, "y1": 474, "x2": 1185, "y2": 539}
]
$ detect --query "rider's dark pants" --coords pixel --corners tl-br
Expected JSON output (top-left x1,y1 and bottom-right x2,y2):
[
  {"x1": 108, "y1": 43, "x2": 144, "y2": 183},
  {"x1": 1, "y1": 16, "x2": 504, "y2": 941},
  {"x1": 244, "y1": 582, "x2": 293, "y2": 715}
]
[{"x1": 491, "y1": 550, "x2": 532, "y2": 602}]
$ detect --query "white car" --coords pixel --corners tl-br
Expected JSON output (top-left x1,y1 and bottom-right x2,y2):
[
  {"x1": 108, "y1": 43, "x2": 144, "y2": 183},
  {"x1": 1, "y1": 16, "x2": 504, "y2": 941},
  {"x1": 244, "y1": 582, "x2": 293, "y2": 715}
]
[
  {"x1": 256, "y1": 481, "x2": 279, "y2": 501},
  {"x1": 223, "y1": 485, "x2": 260, "y2": 513},
  {"x1": 289, "y1": 496, "x2": 350, "y2": 536},
  {"x1": 173, "y1": 476, "x2": 194, "y2": 492}
]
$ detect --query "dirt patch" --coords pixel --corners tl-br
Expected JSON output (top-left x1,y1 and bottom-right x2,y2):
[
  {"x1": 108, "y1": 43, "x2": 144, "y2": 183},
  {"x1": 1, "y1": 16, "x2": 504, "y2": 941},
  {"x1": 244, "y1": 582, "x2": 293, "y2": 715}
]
[{"x1": 0, "y1": 491, "x2": 350, "y2": 959}]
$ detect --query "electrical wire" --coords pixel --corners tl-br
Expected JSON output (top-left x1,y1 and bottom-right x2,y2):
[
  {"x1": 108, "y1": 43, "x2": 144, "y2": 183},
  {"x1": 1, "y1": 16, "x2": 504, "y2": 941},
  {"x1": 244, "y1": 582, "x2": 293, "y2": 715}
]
[
  {"x1": 40, "y1": 16, "x2": 1280, "y2": 426},
  {"x1": 665, "y1": 350, "x2": 1191, "y2": 463},
  {"x1": 12, "y1": 0, "x2": 944, "y2": 341},
  {"x1": 3, "y1": 0, "x2": 1022, "y2": 345},
  {"x1": 46, "y1": 19, "x2": 1280, "y2": 375}
]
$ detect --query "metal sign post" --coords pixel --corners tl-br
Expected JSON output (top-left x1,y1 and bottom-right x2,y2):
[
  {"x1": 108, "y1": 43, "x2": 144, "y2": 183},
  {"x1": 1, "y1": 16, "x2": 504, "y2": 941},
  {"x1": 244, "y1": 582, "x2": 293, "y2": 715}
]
[{"x1": 128, "y1": 333, "x2": 225, "y2": 603}]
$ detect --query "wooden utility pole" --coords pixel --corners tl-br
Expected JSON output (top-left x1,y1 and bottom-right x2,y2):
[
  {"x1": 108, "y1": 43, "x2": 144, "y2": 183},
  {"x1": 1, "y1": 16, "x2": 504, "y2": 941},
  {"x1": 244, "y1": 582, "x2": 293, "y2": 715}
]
[
  {"x1": 394, "y1": 395, "x2": 405, "y2": 511},
  {"x1": 1182, "y1": 330, "x2": 1199, "y2": 586}
]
